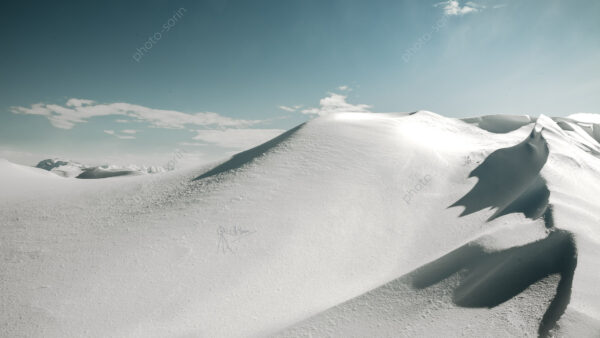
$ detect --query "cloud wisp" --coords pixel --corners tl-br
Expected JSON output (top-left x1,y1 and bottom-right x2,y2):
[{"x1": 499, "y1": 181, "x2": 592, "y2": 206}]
[
  {"x1": 301, "y1": 93, "x2": 371, "y2": 116},
  {"x1": 278, "y1": 105, "x2": 302, "y2": 112},
  {"x1": 434, "y1": 1, "x2": 481, "y2": 16},
  {"x1": 10, "y1": 99, "x2": 260, "y2": 130},
  {"x1": 104, "y1": 129, "x2": 137, "y2": 139}
]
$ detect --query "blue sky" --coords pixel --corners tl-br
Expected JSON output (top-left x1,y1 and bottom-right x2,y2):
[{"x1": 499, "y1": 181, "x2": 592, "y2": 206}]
[{"x1": 1, "y1": 0, "x2": 599, "y2": 166}]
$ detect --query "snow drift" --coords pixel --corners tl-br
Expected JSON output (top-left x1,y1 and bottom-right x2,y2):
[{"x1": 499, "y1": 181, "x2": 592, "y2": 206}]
[{"x1": 1, "y1": 111, "x2": 600, "y2": 337}]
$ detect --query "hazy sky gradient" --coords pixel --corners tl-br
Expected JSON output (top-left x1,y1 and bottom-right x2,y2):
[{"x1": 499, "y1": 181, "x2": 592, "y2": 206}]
[{"x1": 1, "y1": 0, "x2": 599, "y2": 165}]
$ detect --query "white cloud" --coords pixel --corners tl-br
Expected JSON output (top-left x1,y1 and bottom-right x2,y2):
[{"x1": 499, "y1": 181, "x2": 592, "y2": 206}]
[
  {"x1": 434, "y1": 1, "x2": 480, "y2": 15},
  {"x1": 66, "y1": 98, "x2": 95, "y2": 107},
  {"x1": 278, "y1": 105, "x2": 302, "y2": 112},
  {"x1": 115, "y1": 119, "x2": 129, "y2": 123},
  {"x1": 192, "y1": 128, "x2": 286, "y2": 150},
  {"x1": 338, "y1": 85, "x2": 350, "y2": 91},
  {"x1": 301, "y1": 93, "x2": 371, "y2": 116},
  {"x1": 11, "y1": 99, "x2": 260, "y2": 130},
  {"x1": 279, "y1": 105, "x2": 296, "y2": 112},
  {"x1": 104, "y1": 129, "x2": 136, "y2": 139}
]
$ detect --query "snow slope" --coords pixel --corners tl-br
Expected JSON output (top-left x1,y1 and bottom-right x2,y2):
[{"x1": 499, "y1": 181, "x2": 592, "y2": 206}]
[{"x1": 1, "y1": 112, "x2": 600, "y2": 337}]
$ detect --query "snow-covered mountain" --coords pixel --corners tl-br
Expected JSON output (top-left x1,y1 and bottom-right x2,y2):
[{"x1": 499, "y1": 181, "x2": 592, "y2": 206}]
[
  {"x1": 34, "y1": 158, "x2": 87, "y2": 178},
  {"x1": 34, "y1": 158, "x2": 168, "y2": 178},
  {"x1": 1, "y1": 112, "x2": 600, "y2": 337}
]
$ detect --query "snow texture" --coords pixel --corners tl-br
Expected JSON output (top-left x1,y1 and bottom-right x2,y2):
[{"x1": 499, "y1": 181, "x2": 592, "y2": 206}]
[{"x1": 1, "y1": 112, "x2": 600, "y2": 337}]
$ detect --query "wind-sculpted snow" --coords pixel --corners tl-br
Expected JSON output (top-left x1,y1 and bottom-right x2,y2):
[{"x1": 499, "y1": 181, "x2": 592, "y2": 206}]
[
  {"x1": 278, "y1": 225, "x2": 576, "y2": 338},
  {"x1": 494, "y1": 175, "x2": 550, "y2": 220},
  {"x1": 411, "y1": 212, "x2": 576, "y2": 337},
  {"x1": 465, "y1": 114, "x2": 600, "y2": 149},
  {"x1": 568, "y1": 113, "x2": 600, "y2": 144},
  {"x1": 2, "y1": 112, "x2": 600, "y2": 337},
  {"x1": 462, "y1": 114, "x2": 535, "y2": 133},
  {"x1": 194, "y1": 123, "x2": 304, "y2": 180},
  {"x1": 435, "y1": 126, "x2": 576, "y2": 336},
  {"x1": 276, "y1": 117, "x2": 600, "y2": 337},
  {"x1": 276, "y1": 125, "x2": 579, "y2": 337},
  {"x1": 449, "y1": 127, "x2": 550, "y2": 220},
  {"x1": 75, "y1": 167, "x2": 141, "y2": 179}
]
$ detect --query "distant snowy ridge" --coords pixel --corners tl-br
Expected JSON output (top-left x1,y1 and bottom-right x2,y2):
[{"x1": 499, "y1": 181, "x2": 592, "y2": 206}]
[
  {"x1": 462, "y1": 113, "x2": 600, "y2": 144},
  {"x1": 34, "y1": 158, "x2": 168, "y2": 178}
]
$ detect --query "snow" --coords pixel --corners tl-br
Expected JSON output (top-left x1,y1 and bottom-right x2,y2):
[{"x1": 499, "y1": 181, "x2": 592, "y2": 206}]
[
  {"x1": 0, "y1": 159, "x2": 63, "y2": 196},
  {"x1": 1, "y1": 112, "x2": 600, "y2": 337},
  {"x1": 569, "y1": 113, "x2": 600, "y2": 124},
  {"x1": 33, "y1": 158, "x2": 170, "y2": 178},
  {"x1": 462, "y1": 114, "x2": 535, "y2": 133}
]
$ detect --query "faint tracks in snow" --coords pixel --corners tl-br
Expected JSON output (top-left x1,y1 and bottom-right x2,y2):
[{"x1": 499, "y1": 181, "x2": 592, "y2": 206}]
[{"x1": 217, "y1": 225, "x2": 256, "y2": 254}]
